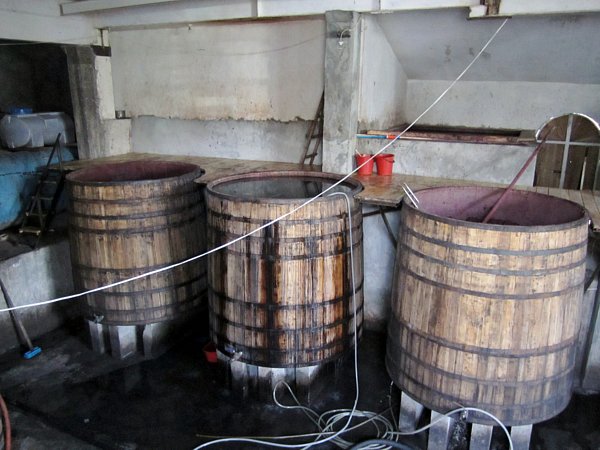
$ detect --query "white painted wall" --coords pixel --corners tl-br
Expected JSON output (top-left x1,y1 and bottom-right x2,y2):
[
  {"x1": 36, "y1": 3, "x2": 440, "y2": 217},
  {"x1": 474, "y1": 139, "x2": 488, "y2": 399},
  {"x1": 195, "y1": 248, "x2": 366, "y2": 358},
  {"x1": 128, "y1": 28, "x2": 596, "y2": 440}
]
[
  {"x1": 406, "y1": 80, "x2": 600, "y2": 130},
  {"x1": 378, "y1": 9, "x2": 600, "y2": 84},
  {"x1": 358, "y1": 15, "x2": 407, "y2": 131},
  {"x1": 110, "y1": 18, "x2": 325, "y2": 121}
]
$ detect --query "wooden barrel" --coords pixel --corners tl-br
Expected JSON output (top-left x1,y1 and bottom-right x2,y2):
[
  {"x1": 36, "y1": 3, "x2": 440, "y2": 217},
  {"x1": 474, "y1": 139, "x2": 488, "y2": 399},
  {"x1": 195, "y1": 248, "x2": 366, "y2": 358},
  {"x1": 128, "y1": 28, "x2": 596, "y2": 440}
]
[
  {"x1": 206, "y1": 171, "x2": 364, "y2": 368},
  {"x1": 386, "y1": 186, "x2": 589, "y2": 426},
  {"x1": 67, "y1": 160, "x2": 207, "y2": 325}
]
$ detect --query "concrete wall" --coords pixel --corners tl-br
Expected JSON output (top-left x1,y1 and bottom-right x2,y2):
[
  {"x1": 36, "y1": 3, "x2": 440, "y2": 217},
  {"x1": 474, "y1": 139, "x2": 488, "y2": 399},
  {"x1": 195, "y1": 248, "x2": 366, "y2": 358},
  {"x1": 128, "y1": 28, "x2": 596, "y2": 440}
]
[
  {"x1": 110, "y1": 19, "x2": 324, "y2": 121},
  {"x1": 132, "y1": 116, "x2": 309, "y2": 162},
  {"x1": 362, "y1": 206, "x2": 401, "y2": 330},
  {"x1": 406, "y1": 80, "x2": 600, "y2": 130},
  {"x1": 108, "y1": 18, "x2": 324, "y2": 161},
  {"x1": 357, "y1": 138, "x2": 536, "y2": 184},
  {"x1": 358, "y1": 15, "x2": 407, "y2": 131},
  {"x1": 0, "y1": 239, "x2": 75, "y2": 355}
]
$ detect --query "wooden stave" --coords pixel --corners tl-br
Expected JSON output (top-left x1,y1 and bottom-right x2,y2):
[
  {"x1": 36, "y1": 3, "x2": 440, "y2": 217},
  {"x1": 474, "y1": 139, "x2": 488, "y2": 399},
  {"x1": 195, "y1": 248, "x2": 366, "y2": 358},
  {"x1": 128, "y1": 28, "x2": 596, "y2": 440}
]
[
  {"x1": 386, "y1": 198, "x2": 588, "y2": 426},
  {"x1": 206, "y1": 172, "x2": 364, "y2": 368},
  {"x1": 67, "y1": 163, "x2": 207, "y2": 326}
]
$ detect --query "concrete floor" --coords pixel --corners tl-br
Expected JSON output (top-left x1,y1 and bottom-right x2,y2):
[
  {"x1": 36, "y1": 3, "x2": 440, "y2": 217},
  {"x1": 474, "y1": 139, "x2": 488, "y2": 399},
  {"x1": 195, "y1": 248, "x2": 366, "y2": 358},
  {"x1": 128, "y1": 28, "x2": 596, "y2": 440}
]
[{"x1": 0, "y1": 322, "x2": 599, "y2": 450}]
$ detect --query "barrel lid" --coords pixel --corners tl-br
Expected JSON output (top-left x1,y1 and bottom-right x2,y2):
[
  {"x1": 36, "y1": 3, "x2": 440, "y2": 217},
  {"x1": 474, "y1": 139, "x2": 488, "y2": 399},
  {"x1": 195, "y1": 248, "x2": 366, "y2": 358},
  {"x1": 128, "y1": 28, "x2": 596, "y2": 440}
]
[
  {"x1": 404, "y1": 186, "x2": 589, "y2": 231},
  {"x1": 206, "y1": 170, "x2": 363, "y2": 203},
  {"x1": 66, "y1": 160, "x2": 204, "y2": 186}
]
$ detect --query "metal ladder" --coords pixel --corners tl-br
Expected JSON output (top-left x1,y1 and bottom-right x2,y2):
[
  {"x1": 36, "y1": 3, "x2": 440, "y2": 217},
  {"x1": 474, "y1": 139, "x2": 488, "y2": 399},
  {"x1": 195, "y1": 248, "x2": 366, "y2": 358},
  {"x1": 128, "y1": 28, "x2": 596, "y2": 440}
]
[
  {"x1": 19, "y1": 134, "x2": 65, "y2": 247},
  {"x1": 299, "y1": 91, "x2": 324, "y2": 166}
]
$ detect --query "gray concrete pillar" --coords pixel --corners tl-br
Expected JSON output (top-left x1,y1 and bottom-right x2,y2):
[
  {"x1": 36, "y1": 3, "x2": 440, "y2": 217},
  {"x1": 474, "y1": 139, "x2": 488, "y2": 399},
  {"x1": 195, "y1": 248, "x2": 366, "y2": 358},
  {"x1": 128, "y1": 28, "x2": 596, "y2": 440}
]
[
  {"x1": 65, "y1": 46, "x2": 130, "y2": 159},
  {"x1": 399, "y1": 391, "x2": 424, "y2": 431},
  {"x1": 108, "y1": 325, "x2": 137, "y2": 359},
  {"x1": 323, "y1": 11, "x2": 362, "y2": 174},
  {"x1": 428, "y1": 410, "x2": 456, "y2": 450},
  {"x1": 470, "y1": 423, "x2": 494, "y2": 450},
  {"x1": 87, "y1": 320, "x2": 107, "y2": 354},
  {"x1": 510, "y1": 424, "x2": 533, "y2": 450}
]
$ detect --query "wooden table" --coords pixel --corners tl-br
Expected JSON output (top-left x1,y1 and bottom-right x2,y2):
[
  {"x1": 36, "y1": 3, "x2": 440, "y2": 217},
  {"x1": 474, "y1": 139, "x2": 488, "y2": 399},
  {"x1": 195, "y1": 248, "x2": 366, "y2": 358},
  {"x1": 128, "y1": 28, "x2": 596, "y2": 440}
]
[{"x1": 60, "y1": 152, "x2": 600, "y2": 232}]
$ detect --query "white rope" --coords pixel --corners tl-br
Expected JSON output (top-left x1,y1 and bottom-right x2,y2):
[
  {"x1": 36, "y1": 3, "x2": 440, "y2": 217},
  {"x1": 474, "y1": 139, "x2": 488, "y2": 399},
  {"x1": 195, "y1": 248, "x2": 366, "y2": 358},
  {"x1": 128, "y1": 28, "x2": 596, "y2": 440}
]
[{"x1": 0, "y1": 18, "x2": 509, "y2": 319}]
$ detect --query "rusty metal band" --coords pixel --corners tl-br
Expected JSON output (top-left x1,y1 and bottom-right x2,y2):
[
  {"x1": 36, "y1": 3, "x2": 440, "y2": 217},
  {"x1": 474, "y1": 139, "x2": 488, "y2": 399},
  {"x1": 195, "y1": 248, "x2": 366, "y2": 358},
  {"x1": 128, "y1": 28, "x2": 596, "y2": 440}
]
[
  {"x1": 213, "y1": 328, "x2": 362, "y2": 368},
  {"x1": 389, "y1": 315, "x2": 577, "y2": 357},
  {"x1": 387, "y1": 355, "x2": 571, "y2": 422},
  {"x1": 68, "y1": 199, "x2": 204, "y2": 221},
  {"x1": 83, "y1": 275, "x2": 206, "y2": 297},
  {"x1": 68, "y1": 186, "x2": 200, "y2": 204},
  {"x1": 71, "y1": 259, "x2": 204, "y2": 274},
  {"x1": 91, "y1": 303, "x2": 208, "y2": 326},
  {"x1": 208, "y1": 237, "x2": 363, "y2": 261},
  {"x1": 207, "y1": 222, "x2": 362, "y2": 243},
  {"x1": 209, "y1": 303, "x2": 364, "y2": 334},
  {"x1": 87, "y1": 292, "x2": 206, "y2": 313},
  {"x1": 207, "y1": 208, "x2": 362, "y2": 225},
  {"x1": 68, "y1": 214, "x2": 201, "y2": 235},
  {"x1": 399, "y1": 223, "x2": 588, "y2": 257},
  {"x1": 387, "y1": 330, "x2": 575, "y2": 386},
  {"x1": 397, "y1": 240, "x2": 587, "y2": 277},
  {"x1": 397, "y1": 260, "x2": 584, "y2": 300},
  {"x1": 208, "y1": 282, "x2": 364, "y2": 310}
]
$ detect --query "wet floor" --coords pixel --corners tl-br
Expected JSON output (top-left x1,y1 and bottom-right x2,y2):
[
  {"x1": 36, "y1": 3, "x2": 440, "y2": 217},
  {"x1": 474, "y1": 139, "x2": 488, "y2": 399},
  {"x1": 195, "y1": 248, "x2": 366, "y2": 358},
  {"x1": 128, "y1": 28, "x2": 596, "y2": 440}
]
[{"x1": 0, "y1": 323, "x2": 598, "y2": 450}]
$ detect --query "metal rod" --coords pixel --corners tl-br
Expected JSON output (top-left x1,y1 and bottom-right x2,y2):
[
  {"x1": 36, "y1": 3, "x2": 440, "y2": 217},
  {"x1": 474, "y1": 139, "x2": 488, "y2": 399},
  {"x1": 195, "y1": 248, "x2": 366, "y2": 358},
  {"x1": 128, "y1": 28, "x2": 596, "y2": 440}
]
[
  {"x1": 402, "y1": 183, "x2": 420, "y2": 208},
  {"x1": 0, "y1": 277, "x2": 34, "y2": 350},
  {"x1": 558, "y1": 114, "x2": 574, "y2": 189},
  {"x1": 379, "y1": 206, "x2": 398, "y2": 249},
  {"x1": 482, "y1": 130, "x2": 552, "y2": 224}
]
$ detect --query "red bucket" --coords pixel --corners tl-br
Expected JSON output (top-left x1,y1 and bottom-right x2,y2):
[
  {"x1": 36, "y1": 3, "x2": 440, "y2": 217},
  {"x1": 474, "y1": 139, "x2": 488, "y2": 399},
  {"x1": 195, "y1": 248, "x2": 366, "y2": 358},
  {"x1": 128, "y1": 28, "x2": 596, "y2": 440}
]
[
  {"x1": 355, "y1": 154, "x2": 374, "y2": 175},
  {"x1": 375, "y1": 153, "x2": 395, "y2": 176},
  {"x1": 203, "y1": 341, "x2": 218, "y2": 363}
]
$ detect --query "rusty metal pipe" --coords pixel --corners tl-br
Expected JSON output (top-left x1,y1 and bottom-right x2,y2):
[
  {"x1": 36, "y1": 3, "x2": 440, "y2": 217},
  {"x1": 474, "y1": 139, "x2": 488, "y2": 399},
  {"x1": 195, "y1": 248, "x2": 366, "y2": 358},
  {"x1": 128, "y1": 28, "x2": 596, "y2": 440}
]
[{"x1": 482, "y1": 130, "x2": 552, "y2": 224}]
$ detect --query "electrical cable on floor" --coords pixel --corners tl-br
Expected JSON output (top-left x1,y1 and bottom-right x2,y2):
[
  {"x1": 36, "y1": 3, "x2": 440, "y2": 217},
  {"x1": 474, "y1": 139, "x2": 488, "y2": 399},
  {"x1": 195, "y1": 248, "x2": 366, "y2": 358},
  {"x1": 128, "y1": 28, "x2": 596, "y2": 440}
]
[
  {"x1": 388, "y1": 406, "x2": 514, "y2": 450},
  {"x1": 0, "y1": 17, "x2": 510, "y2": 316},
  {"x1": 349, "y1": 439, "x2": 414, "y2": 450}
]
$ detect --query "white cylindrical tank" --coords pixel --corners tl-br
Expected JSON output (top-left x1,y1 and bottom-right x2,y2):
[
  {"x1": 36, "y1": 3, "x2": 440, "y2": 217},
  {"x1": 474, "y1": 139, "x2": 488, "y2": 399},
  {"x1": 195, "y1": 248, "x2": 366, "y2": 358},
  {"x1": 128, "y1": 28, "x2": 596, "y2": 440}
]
[{"x1": 0, "y1": 112, "x2": 75, "y2": 149}]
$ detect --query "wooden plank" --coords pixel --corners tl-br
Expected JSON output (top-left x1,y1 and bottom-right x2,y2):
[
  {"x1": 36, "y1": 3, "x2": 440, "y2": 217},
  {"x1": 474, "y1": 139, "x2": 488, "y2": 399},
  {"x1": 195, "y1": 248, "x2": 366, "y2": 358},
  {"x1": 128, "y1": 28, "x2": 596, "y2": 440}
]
[
  {"x1": 580, "y1": 190, "x2": 600, "y2": 216},
  {"x1": 364, "y1": 130, "x2": 528, "y2": 146}
]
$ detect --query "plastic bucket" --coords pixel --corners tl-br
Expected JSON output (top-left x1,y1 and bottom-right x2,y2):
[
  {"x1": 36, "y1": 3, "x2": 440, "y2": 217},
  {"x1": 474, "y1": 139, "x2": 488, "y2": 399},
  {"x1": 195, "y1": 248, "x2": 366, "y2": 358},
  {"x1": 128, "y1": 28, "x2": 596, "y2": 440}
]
[
  {"x1": 203, "y1": 341, "x2": 218, "y2": 363},
  {"x1": 355, "y1": 154, "x2": 374, "y2": 175},
  {"x1": 375, "y1": 153, "x2": 394, "y2": 176}
]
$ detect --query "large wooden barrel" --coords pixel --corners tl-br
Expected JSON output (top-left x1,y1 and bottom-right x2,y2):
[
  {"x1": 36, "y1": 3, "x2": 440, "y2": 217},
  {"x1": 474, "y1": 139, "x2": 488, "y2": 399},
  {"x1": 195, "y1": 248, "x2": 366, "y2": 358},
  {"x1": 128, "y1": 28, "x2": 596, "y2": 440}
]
[
  {"x1": 67, "y1": 160, "x2": 207, "y2": 325},
  {"x1": 206, "y1": 171, "x2": 364, "y2": 368},
  {"x1": 386, "y1": 186, "x2": 589, "y2": 425}
]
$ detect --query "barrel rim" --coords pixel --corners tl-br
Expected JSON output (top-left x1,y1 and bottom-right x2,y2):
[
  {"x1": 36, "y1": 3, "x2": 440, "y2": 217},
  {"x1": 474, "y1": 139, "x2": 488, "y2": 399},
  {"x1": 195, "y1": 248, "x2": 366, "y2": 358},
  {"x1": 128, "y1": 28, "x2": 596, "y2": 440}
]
[
  {"x1": 404, "y1": 185, "x2": 589, "y2": 232},
  {"x1": 66, "y1": 160, "x2": 205, "y2": 186},
  {"x1": 205, "y1": 170, "x2": 363, "y2": 203}
]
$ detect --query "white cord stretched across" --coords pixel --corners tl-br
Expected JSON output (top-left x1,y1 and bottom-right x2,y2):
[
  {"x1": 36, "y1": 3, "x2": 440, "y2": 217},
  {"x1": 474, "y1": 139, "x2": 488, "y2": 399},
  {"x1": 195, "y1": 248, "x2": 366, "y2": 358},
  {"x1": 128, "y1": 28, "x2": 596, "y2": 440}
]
[{"x1": 0, "y1": 17, "x2": 509, "y2": 323}]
